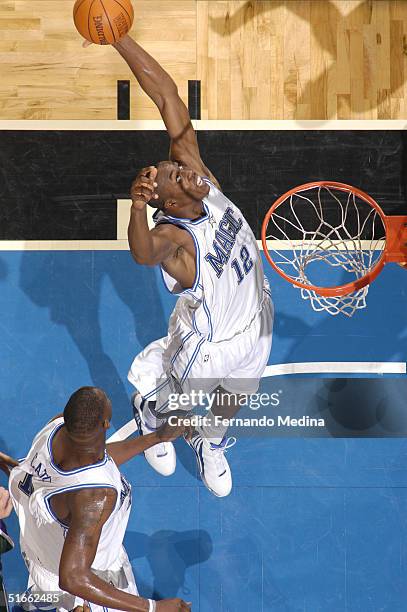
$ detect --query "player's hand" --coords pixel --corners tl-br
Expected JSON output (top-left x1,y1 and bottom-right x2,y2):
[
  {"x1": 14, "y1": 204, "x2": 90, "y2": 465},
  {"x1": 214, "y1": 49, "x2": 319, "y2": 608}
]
[
  {"x1": 155, "y1": 417, "x2": 193, "y2": 443},
  {"x1": 71, "y1": 602, "x2": 91, "y2": 612},
  {"x1": 0, "y1": 487, "x2": 13, "y2": 520},
  {"x1": 0, "y1": 451, "x2": 19, "y2": 476},
  {"x1": 82, "y1": 40, "x2": 93, "y2": 48},
  {"x1": 156, "y1": 598, "x2": 192, "y2": 611},
  {"x1": 131, "y1": 166, "x2": 159, "y2": 210}
]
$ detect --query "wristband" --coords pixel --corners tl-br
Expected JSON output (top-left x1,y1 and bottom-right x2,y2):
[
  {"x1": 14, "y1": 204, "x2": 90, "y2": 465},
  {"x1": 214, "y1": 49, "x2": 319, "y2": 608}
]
[{"x1": 148, "y1": 599, "x2": 157, "y2": 612}]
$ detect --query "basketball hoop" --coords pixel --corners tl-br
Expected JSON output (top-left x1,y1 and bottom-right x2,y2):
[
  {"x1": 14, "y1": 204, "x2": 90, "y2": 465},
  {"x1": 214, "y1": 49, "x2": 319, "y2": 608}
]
[{"x1": 261, "y1": 181, "x2": 407, "y2": 316}]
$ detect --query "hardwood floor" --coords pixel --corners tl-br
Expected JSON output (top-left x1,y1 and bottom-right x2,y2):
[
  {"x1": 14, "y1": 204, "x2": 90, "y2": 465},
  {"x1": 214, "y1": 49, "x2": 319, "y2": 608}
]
[{"x1": 0, "y1": 1, "x2": 406, "y2": 119}]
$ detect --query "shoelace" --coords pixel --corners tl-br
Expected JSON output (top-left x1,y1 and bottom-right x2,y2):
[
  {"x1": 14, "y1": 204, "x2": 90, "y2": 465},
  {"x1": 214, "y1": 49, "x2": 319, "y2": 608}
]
[
  {"x1": 210, "y1": 437, "x2": 237, "y2": 474},
  {"x1": 155, "y1": 442, "x2": 169, "y2": 458}
]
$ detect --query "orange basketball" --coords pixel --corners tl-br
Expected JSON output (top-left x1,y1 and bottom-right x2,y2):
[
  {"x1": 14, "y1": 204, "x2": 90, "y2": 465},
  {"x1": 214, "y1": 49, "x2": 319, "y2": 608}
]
[{"x1": 73, "y1": 0, "x2": 134, "y2": 45}]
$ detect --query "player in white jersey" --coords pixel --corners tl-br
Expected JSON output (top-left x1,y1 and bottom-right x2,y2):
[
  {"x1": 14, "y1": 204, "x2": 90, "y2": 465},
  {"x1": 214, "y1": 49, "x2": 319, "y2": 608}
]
[
  {"x1": 109, "y1": 35, "x2": 274, "y2": 497},
  {"x1": 8, "y1": 387, "x2": 191, "y2": 612}
]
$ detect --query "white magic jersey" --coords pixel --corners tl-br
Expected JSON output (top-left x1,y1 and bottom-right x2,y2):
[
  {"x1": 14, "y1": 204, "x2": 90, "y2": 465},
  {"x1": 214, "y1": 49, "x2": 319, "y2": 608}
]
[
  {"x1": 155, "y1": 178, "x2": 270, "y2": 343},
  {"x1": 9, "y1": 417, "x2": 132, "y2": 579}
]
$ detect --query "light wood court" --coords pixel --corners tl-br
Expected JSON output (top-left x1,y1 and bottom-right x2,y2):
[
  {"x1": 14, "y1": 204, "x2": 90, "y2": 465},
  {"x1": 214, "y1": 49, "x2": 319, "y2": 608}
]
[
  {"x1": 0, "y1": 1, "x2": 406, "y2": 120},
  {"x1": 0, "y1": 1, "x2": 197, "y2": 119}
]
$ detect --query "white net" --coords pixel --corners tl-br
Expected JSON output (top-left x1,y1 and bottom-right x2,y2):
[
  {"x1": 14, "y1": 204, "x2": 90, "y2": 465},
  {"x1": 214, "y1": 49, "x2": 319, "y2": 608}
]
[{"x1": 264, "y1": 184, "x2": 386, "y2": 317}]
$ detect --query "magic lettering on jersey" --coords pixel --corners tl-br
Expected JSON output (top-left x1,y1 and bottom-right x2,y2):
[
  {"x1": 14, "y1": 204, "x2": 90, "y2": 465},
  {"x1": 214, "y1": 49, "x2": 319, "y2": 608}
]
[
  {"x1": 204, "y1": 207, "x2": 243, "y2": 277},
  {"x1": 30, "y1": 452, "x2": 52, "y2": 482}
]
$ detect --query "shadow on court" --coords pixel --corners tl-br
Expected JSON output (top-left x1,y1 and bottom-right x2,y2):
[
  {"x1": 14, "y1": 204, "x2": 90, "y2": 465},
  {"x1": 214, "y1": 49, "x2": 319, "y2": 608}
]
[
  {"x1": 0, "y1": 258, "x2": 8, "y2": 282},
  {"x1": 173, "y1": 437, "x2": 199, "y2": 482},
  {"x1": 19, "y1": 251, "x2": 167, "y2": 427},
  {"x1": 125, "y1": 529, "x2": 212, "y2": 600},
  {"x1": 274, "y1": 311, "x2": 312, "y2": 339},
  {"x1": 272, "y1": 262, "x2": 406, "y2": 362},
  {"x1": 209, "y1": 0, "x2": 399, "y2": 121}
]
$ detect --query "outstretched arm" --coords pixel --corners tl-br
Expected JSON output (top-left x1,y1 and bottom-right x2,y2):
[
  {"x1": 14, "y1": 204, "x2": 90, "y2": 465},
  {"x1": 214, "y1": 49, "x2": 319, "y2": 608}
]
[
  {"x1": 113, "y1": 35, "x2": 220, "y2": 188},
  {"x1": 107, "y1": 415, "x2": 190, "y2": 466}
]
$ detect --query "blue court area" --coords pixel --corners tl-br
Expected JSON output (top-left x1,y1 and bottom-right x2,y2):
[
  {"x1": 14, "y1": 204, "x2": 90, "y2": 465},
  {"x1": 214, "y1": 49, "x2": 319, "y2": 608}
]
[{"x1": 0, "y1": 250, "x2": 406, "y2": 611}]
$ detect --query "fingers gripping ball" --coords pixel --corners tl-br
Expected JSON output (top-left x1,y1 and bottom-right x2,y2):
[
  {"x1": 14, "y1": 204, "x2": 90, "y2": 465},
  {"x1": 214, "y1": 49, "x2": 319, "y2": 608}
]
[{"x1": 73, "y1": 0, "x2": 134, "y2": 45}]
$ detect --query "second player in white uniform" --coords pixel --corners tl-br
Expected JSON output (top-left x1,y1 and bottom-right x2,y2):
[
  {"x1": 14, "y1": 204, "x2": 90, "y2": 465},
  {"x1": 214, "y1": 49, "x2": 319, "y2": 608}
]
[
  {"x1": 9, "y1": 418, "x2": 136, "y2": 612},
  {"x1": 9, "y1": 387, "x2": 190, "y2": 612}
]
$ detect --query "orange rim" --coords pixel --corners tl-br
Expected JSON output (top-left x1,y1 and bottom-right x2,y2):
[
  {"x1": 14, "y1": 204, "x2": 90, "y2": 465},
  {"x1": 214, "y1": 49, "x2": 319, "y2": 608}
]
[{"x1": 261, "y1": 181, "x2": 388, "y2": 298}]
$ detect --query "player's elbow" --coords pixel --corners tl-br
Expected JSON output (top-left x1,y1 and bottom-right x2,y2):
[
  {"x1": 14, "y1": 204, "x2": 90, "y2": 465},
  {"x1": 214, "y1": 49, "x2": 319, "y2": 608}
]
[
  {"x1": 58, "y1": 570, "x2": 74, "y2": 593},
  {"x1": 59, "y1": 568, "x2": 90, "y2": 596},
  {"x1": 129, "y1": 243, "x2": 163, "y2": 266},
  {"x1": 130, "y1": 249, "x2": 156, "y2": 266}
]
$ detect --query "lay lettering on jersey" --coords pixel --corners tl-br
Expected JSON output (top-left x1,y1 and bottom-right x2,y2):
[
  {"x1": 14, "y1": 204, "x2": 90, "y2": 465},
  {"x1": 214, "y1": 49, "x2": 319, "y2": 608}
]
[
  {"x1": 204, "y1": 207, "x2": 243, "y2": 277},
  {"x1": 30, "y1": 452, "x2": 52, "y2": 482}
]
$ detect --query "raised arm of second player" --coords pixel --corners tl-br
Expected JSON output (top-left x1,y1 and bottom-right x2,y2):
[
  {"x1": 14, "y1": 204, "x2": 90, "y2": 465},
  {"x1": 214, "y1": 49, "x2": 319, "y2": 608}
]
[
  {"x1": 106, "y1": 414, "x2": 190, "y2": 466},
  {"x1": 59, "y1": 488, "x2": 191, "y2": 612}
]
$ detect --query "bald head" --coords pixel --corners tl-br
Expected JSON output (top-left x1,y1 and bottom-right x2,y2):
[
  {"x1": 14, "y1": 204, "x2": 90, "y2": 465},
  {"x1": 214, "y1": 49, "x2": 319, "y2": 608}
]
[{"x1": 63, "y1": 386, "x2": 111, "y2": 438}]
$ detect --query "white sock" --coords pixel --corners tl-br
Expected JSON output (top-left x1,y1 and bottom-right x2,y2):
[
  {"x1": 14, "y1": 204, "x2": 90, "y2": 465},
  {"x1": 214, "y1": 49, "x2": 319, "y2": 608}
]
[
  {"x1": 199, "y1": 410, "x2": 228, "y2": 445},
  {"x1": 142, "y1": 401, "x2": 166, "y2": 432}
]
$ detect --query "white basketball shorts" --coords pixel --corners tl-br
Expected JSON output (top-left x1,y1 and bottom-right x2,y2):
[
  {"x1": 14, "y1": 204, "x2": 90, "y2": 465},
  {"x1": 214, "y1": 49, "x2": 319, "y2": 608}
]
[
  {"x1": 128, "y1": 293, "x2": 274, "y2": 411},
  {"x1": 19, "y1": 545, "x2": 138, "y2": 612}
]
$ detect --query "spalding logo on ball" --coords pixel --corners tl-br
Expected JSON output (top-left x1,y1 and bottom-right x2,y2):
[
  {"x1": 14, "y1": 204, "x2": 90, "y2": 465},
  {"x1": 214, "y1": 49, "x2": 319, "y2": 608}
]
[{"x1": 74, "y1": 0, "x2": 134, "y2": 45}]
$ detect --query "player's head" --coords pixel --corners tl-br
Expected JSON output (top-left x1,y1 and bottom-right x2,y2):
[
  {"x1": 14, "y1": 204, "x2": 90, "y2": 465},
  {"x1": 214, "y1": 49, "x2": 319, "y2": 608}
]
[
  {"x1": 63, "y1": 386, "x2": 112, "y2": 441},
  {"x1": 150, "y1": 161, "x2": 209, "y2": 216}
]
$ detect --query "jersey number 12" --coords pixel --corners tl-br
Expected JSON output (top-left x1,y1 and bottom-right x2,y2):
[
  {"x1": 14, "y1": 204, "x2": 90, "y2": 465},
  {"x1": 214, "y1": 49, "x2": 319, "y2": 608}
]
[{"x1": 231, "y1": 246, "x2": 253, "y2": 284}]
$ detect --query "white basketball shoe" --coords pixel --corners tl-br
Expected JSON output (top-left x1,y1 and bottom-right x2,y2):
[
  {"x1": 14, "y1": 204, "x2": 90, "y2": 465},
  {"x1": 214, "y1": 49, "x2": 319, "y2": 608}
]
[
  {"x1": 132, "y1": 394, "x2": 176, "y2": 477},
  {"x1": 186, "y1": 432, "x2": 236, "y2": 497}
]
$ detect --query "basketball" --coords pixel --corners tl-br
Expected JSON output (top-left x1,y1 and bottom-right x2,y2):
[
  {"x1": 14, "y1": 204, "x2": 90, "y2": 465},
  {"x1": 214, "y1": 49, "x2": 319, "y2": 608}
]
[{"x1": 73, "y1": 0, "x2": 134, "y2": 45}]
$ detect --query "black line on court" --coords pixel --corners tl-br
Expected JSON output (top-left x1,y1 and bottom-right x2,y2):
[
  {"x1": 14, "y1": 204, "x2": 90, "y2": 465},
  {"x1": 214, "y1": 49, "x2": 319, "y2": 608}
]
[
  {"x1": 188, "y1": 80, "x2": 201, "y2": 120},
  {"x1": 0, "y1": 131, "x2": 405, "y2": 240},
  {"x1": 117, "y1": 80, "x2": 130, "y2": 120}
]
